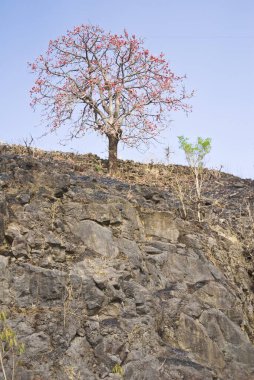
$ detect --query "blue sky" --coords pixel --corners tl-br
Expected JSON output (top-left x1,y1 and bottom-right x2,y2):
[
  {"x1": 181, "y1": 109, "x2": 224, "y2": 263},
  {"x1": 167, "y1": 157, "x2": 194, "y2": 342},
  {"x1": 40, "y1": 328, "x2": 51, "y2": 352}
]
[{"x1": 1, "y1": 0, "x2": 254, "y2": 178}]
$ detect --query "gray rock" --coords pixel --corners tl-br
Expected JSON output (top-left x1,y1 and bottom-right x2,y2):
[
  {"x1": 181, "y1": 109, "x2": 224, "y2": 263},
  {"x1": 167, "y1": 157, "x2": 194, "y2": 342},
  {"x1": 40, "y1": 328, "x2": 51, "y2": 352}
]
[
  {"x1": 142, "y1": 211, "x2": 179, "y2": 243},
  {"x1": 177, "y1": 313, "x2": 225, "y2": 369},
  {"x1": 71, "y1": 220, "x2": 119, "y2": 257},
  {"x1": 17, "y1": 193, "x2": 30, "y2": 205},
  {"x1": 5, "y1": 223, "x2": 21, "y2": 242},
  {"x1": 23, "y1": 331, "x2": 51, "y2": 356},
  {"x1": 0, "y1": 255, "x2": 9, "y2": 270},
  {"x1": 200, "y1": 309, "x2": 254, "y2": 367}
]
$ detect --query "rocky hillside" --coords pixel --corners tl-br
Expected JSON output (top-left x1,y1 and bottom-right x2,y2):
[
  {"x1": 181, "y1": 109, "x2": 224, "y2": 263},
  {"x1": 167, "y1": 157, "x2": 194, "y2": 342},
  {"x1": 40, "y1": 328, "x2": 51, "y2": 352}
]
[{"x1": 0, "y1": 144, "x2": 254, "y2": 380}]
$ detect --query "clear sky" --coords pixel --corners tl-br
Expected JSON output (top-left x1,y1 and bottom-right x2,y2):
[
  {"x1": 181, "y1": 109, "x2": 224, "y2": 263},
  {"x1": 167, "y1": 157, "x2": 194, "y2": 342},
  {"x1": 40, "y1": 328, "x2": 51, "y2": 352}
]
[{"x1": 1, "y1": 0, "x2": 254, "y2": 178}]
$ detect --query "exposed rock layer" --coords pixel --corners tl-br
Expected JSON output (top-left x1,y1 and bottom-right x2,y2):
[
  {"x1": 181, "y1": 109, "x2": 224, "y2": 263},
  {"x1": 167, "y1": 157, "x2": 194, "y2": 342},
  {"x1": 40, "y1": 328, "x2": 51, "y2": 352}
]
[{"x1": 0, "y1": 147, "x2": 254, "y2": 379}]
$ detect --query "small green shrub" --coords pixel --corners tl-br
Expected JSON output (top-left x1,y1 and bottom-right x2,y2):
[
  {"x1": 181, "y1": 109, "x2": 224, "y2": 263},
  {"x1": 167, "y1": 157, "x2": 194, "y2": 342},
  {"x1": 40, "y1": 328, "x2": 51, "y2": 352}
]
[
  {"x1": 178, "y1": 136, "x2": 212, "y2": 221},
  {"x1": 0, "y1": 311, "x2": 25, "y2": 380},
  {"x1": 178, "y1": 136, "x2": 211, "y2": 169},
  {"x1": 112, "y1": 363, "x2": 124, "y2": 376}
]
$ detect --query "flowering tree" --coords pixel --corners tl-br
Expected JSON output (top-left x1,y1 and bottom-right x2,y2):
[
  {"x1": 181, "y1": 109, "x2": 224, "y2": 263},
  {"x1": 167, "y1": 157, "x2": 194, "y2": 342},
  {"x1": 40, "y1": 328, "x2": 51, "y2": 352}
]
[{"x1": 29, "y1": 24, "x2": 192, "y2": 172}]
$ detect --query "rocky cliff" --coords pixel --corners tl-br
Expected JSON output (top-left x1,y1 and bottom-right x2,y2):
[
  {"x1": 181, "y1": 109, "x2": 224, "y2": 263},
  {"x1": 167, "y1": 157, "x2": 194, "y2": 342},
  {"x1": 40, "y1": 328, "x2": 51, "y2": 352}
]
[{"x1": 0, "y1": 145, "x2": 254, "y2": 380}]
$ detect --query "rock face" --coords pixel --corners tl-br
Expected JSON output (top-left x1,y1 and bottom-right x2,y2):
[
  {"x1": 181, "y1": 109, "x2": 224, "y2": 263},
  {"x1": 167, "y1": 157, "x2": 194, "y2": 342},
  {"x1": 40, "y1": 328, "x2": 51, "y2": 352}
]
[{"x1": 0, "y1": 148, "x2": 254, "y2": 379}]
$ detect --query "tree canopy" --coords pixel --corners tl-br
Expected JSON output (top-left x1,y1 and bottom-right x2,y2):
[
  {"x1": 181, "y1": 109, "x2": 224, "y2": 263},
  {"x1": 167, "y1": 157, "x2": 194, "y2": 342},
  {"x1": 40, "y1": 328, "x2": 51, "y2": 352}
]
[{"x1": 29, "y1": 24, "x2": 192, "y2": 171}]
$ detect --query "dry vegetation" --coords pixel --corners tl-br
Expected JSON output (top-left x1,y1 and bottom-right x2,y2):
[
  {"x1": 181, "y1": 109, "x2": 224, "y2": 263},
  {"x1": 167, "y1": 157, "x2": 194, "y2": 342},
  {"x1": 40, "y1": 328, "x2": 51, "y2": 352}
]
[{"x1": 1, "y1": 142, "x2": 253, "y2": 227}]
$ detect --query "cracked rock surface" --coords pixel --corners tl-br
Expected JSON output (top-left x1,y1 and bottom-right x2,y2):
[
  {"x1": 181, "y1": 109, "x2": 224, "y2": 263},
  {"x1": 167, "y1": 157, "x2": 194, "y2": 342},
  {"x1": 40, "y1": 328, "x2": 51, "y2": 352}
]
[{"x1": 0, "y1": 147, "x2": 254, "y2": 379}]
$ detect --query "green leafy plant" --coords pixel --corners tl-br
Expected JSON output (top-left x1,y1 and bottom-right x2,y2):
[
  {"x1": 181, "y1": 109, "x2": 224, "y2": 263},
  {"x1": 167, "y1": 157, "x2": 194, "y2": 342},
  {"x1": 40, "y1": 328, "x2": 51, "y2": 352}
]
[
  {"x1": 178, "y1": 136, "x2": 212, "y2": 221},
  {"x1": 0, "y1": 311, "x2": 25, "y2": 380},
  {"x1": 94, "y1": 163, "x2": 103, "y2": 173},
  {"x1": 178, "y1": 136, "x2": 211, "y2": 168},
  {"x1": 112, "y1": 363, "x2": 124, "y2": 376}
]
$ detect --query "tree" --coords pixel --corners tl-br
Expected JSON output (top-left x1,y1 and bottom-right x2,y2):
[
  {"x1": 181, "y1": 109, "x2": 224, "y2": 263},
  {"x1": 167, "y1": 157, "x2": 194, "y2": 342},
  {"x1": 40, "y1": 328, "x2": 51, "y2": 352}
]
[
  {"x1": 29, "y1": 24, "x2": 192, "y2": 172},
  {"x1": 178, "y1": 136, "x2": 211, "y2": 221}
]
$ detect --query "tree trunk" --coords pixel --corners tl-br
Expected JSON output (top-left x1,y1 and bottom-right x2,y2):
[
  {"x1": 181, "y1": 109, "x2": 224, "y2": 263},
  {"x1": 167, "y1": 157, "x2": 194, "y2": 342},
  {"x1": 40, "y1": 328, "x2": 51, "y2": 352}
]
[{"x1": 108, "y1": 135, "x2": 119, "y2": 174}]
